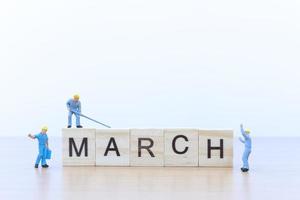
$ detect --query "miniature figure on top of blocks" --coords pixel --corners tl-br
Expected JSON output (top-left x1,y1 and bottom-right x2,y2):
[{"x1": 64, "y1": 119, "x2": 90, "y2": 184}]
[{"x1": 67, "y1": 94, "x2": 83, "y2": 128}]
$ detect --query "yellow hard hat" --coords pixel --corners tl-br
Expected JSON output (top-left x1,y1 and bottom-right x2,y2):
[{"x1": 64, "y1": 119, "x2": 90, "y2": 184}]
[
  {"x1": 245, "y1": 128, "x2": 251, "y2": 134},
  {"x1": 73, "y1": 94, "x2": 80, "y2": 100},
  {"x1": 41, "y1": 126, "x2": 48, "y2": 131}
]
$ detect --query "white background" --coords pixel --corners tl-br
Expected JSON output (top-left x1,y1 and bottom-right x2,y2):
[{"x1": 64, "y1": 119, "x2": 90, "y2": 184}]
[{"x1": 0, "y1": 0, "x2": 299, "y2": 136}]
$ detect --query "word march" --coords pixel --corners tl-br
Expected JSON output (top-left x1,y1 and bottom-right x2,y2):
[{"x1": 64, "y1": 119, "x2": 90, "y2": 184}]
[{"x1": 62, "y1": 128, "x2": 233, "y2": 167}]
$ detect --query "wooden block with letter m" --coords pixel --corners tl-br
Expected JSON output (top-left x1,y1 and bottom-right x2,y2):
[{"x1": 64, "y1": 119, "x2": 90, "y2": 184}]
[{"x1": 62, "y1": 128, "x2": 96, "y2": 166}]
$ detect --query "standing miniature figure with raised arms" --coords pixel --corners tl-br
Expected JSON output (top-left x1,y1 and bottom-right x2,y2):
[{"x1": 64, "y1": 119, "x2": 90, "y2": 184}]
[{"x1": 239, "y1": 124, "x2": 252, "y2": 172}]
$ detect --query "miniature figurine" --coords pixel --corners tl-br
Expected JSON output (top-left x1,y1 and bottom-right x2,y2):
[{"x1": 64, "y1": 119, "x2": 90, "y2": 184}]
[
  {"x1": 239, "y1": 124, "x2": 252, "y2": 172},
  {"x1": 28, "y1": 126, "x2": 50, "y2": 168},
  {"x1": 66, "y1": 94, "x2": 82, "y2": 128}
]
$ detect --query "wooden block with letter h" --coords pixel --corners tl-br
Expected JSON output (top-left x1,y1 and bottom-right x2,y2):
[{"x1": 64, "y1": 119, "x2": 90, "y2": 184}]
[
  {"x1": 62, "y1": 128, "x2": 96, "y2": 166},
  {"x1": 198, "y1": 130, "x2": 233, "y2": 167}
]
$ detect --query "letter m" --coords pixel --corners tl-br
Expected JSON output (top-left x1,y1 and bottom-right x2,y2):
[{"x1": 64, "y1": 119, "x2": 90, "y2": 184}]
[{"x1": 69, "y1": 137, "x2": 88, "y2": 157}]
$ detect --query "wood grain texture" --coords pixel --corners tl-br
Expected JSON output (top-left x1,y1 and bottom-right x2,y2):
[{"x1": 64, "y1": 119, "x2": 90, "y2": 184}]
[{"x1": 2, "y1": 137, "x2": 298, "y2": 200}]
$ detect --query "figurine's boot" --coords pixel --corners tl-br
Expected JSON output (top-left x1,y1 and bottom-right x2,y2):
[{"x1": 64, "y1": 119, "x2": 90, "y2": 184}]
[{"x1": 241, "y1": 168, "x2": 249, "y2": 172}]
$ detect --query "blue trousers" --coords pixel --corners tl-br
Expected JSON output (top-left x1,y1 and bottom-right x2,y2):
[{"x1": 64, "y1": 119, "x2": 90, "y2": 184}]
[
  {"x1": 68, "y1": 111, "x2": 80, "y2": 126},
  {"x1": 242, "y1": 148, "x2": 251, "y2": 169},
  {"x1": 35, "y1": 147, "x2": 47, "y2": 165}
]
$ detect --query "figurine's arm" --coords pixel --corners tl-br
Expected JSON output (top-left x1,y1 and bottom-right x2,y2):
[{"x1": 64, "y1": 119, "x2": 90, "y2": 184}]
[
  {"x1": 239, "y1": 137, "x2": 245, "y2": 143},
  {"x1": 66, "y1": 100, "x2": 71, "y2": 111},
  {"x1": 240, "y1": 124, "x2": 249, "y2": 139},
  {"x1": 28, "y1": 134, "x2": 36, "y2": 139}
]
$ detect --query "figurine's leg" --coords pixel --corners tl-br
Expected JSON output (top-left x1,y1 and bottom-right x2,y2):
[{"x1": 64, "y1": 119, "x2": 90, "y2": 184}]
[
  {"x1": 42, "y1": 148, "x2": 47, "y2": 165},
  {"x1": 242, "y1": 149, "x2": 251, "y2": 169},
  {"x1": 41, "y1": 156, "x2": 47, "y2": 166},
  {"x1": 68, "y1": 111, "x2": 73, "y2": 127},
  {"x1": 75, "y1": 113, "x2": 82, "y2": 128},
  {"x1": 35, "y1": 154, "x2": 42, "y2": 166},
  {"x1": 75, "y1": 113, "x2": 80, "y2": 126}
]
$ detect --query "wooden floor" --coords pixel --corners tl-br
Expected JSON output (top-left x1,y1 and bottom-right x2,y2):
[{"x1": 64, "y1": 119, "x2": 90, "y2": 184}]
[{"x1": 0, "y1": 137, "x2": 299, "y2": 200}]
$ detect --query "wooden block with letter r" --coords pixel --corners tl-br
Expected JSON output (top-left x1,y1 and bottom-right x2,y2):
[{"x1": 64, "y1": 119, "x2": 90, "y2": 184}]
[
  {"x1": 96, "y1": 129, "x2": 130, "y2": 166},
  {"x1": 198, "y1": 130, "x2": 233, "y2": 167},
  {"x1": 130, "y1": 129, "x2": 164, "y2": 166},
  {"x1": 62, "y1": 128, "x2": 96, "y2": 166}
]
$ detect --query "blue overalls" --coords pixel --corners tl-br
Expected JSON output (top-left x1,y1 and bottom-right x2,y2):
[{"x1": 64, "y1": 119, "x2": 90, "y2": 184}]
[
  {"x1": 66, "y1": 99, "x2": 81, "y2": 126},
  {"x1": 239, "y1": 127, "x2": 252, "y2": 169},
  {"x1": 35, "y1": 133, "x2": 48, "y2": 166}
]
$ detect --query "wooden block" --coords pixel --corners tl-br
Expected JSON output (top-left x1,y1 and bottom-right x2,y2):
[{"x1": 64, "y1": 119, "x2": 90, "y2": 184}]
[
  {"x1": 130, "y1": 129, "x2": 164, "y2": 166},
  {"x1": 164, "y1": 129, "x2": 199, "y2": 166},
  {"x1": 198, "y1": 130, "x2": 233, "y2": 167},
  {"x1": 62, "y1": 128, "x2": 96, "y2": 166},
  {"x1": 96, "y1": 129, "x2": 130, "y2": 166}
]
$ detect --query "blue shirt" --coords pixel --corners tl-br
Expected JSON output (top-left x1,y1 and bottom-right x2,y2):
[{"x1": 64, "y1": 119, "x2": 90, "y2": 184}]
[
  {"x1": 34, "y1": 133, "x2": 48, "y2": 147},
  {"x1": 240, "y1": 128, "x2": 252, "y2": 150},
  {"x1": 66, "y1": 99, "x2": 81, "y2": 112}
]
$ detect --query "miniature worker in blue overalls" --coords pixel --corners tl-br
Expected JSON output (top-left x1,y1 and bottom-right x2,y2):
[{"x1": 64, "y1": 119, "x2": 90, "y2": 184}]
[
  {"x1": 66, "y1": 94, "x2": 82, "y2": 128},
  {"x1": 28, "y1": 126, "x2": 49, "y2": 168},
  {"x1": 239, "y1": 124, "x2": 252, "y2": 172}
]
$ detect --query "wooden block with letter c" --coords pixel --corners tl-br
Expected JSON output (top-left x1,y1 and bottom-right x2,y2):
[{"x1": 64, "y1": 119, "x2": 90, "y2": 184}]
[{"x1": 164, "y1": 129, "x2": 199, "y2": 166}]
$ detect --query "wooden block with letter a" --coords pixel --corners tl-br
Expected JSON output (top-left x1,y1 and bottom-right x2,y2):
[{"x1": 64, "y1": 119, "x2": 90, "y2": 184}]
[
  {"x1": 62, "y1": 128, "x2": 96, "y2": 166},
  {"x1": 164, "y1": 129, "x2": 199, "y2": 166},
  {"x1": 198, "y1": 130, "x2": 233, "y2": 167},
  {"x1": 130, "y1": 129, "x2": 164, "y2": 166},
  {"x1": 96, "y1": 129, "x2": 130, "y2": 166}
]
